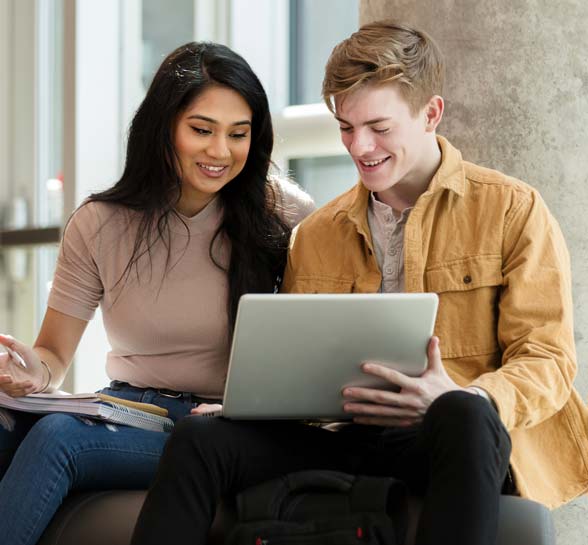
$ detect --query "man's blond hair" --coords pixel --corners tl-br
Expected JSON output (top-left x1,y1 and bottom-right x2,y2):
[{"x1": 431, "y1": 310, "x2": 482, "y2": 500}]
[{"x1": 322, "y1": 20, "x2": 445, "y2": 114}]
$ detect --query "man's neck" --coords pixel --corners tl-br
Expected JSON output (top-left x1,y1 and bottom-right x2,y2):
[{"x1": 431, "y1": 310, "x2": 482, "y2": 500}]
[{"x1": 375, "y1": 136, "x2": 442, "y2": 213}]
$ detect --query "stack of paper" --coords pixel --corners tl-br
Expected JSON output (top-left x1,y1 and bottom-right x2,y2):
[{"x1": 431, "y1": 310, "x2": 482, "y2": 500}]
[{"x1": 0, "y1": 391, "x2": 174, "y2": 432}]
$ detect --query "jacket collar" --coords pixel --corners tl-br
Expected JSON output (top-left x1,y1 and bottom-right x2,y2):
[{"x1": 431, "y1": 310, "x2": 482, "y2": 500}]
[
  {"x1": 332, "y1": 135, "x2": 465, "y2": 227},
  {"x1": 429, "y1": 135, "x2": 465, "y2": 197}
]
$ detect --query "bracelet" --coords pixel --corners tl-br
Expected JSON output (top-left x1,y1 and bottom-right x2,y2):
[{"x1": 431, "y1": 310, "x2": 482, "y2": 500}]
[{"x1": 39, "y1": 360, "x2": 52, "y2": 393}]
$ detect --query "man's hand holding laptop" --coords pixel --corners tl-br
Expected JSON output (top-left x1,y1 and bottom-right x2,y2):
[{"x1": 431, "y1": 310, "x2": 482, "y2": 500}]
[{"x1": 342, "y1": 336, "x2": 473, "y2": 427}]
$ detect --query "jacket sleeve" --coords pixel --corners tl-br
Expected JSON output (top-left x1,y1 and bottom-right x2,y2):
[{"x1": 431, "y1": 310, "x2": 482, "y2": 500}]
[
  {"x1": 470, "y1": 189, "x2": 577, "y2": 431},
  {"x1": 282, "y1": 224, "x2": 307, "y2": 293}
]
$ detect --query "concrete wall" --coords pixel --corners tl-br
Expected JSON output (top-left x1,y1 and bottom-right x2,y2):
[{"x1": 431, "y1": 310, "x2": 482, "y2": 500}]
[{"x1": 360, "y1": 1, "x2": 588, "y2": 542}]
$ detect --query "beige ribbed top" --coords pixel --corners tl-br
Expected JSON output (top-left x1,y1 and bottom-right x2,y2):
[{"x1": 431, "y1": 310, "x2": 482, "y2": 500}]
[{"x1": 48, "y1": 180, "x2": 315, "y2": 397}]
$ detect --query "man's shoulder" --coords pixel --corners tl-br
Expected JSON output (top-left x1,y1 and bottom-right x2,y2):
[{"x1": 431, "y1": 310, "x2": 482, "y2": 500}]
[
  {"x1": 296, "y1": 184, "x2": 359, "y2": 232},
  {"x1": 459, "y1": 160, "x2": 547, "y2": 220},
  {"x1": 463, "y1": 161, "x2": 538, "y2": 198}
]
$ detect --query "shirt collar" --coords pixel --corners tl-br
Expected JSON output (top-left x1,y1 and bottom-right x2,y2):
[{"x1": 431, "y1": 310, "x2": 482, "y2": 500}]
[{"x1": 332, "y1": 134, "x2": 465, "y2": 225}]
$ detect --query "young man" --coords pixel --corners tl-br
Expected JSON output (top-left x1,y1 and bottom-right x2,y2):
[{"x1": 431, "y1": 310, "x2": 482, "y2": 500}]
[{"x1": 132, "y1": 21, "x2": 588, "y2": 545}]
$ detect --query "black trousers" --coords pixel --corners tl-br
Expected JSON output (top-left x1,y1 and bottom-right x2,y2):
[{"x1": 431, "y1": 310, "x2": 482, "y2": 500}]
[{"x1": 131, "y1": 391, "x2": 511, "y2": 545}]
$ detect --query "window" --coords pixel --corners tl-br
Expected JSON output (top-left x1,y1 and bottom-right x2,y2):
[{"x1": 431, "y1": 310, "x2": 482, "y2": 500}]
[
  {"x1": 289, "y1": 0, "x2": 359, "y2": 105},
  {"x1": 289, "y1": 156, "x2": 356, "y2": 208},
  {"x1": 1, "y1": 0, "x2": 360, "y2": 392},
  {"x1": 142, "y1": 0, "x2": 195, "y2": 89},
  {"x1": 0, "y1": 0, "x2": 63, "y2": 347}
]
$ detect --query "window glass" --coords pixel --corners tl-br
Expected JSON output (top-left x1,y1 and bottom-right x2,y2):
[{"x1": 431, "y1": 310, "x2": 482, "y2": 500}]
[
  {"x1": 0, "y1": 246, "x2": 58, "y2": 344},
  {"x1": 289, "y1": 155, "x2": 357, "y2": 207},
  {"x1": 35, "y1": 0, "x2": 65, "y2": 228},
  {"x1": 142, "y1": 0, "x2": 195, "y2": 89},
  {"x1": 289, "y1": 0, "x2": 358, "y2": 105},
  {"x1": 1, "y1": 0, "x2": 64, "y2": 343}
]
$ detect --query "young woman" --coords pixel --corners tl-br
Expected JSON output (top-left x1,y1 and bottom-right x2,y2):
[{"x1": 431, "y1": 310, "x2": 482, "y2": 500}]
[{"x1": 0, "y1": 42, "x2": 314, "y2": 545}]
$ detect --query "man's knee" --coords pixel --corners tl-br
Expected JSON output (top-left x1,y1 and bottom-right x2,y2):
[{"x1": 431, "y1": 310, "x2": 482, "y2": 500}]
[
  {"x1": 163, "y1": 415, "x2": 235, "y2": 459},
  {"x1": 424, "y1": 391, "x2": 511, "y2": 461},
  {"x1": 427, "y1": 390, "x2": 499, "y2": 429}
]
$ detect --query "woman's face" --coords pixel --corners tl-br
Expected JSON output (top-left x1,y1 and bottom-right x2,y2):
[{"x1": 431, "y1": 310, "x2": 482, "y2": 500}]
[{"x1": 173, "y1": 85, "x2": 252, "y2": 216}]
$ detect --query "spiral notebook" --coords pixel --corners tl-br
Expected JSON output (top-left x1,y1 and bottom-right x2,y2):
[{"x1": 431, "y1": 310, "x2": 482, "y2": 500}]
[{"x1": 0, "y1": 391, "x2": 174, "y2": 432}]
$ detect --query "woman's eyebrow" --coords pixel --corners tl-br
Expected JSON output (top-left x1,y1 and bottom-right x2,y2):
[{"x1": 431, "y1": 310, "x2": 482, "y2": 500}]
[{"x1": 187, "y1": 114, "x2": 251, "y2": 126}]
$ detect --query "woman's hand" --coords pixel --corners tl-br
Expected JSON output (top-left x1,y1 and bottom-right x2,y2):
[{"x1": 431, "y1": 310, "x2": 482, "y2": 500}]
[
  {"x1": 0, "y1": 334, "x2": 48, "y2": 397},
  {"x1": 190, "y1": 403, "x2": 223, "y2": 416}
]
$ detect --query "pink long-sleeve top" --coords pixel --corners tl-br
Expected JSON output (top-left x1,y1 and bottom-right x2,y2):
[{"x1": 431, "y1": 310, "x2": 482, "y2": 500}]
[{"x1": 48, "y1": 179, "x2": 315, "y2": 397}]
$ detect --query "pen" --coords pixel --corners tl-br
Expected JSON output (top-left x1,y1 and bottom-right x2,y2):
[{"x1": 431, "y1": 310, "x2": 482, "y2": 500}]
[{"x1": 4, "y1": 346, "x2": 27, "y2": 369}]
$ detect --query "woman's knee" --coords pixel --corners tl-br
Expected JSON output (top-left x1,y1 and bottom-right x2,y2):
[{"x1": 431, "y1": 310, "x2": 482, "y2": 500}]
[{"x1": 23, "y1": 413, "x2": 90, "y2": 456}]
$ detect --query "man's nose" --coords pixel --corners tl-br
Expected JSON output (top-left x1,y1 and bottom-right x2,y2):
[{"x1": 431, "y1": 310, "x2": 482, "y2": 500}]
[{"x1": 349, "y1": 130, "x2": 376, "y2": 156}]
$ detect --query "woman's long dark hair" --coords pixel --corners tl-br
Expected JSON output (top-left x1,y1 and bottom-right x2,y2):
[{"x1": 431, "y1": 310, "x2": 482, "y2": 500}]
[{"x1": 87, "y1": 42, "x2": 291, "y2": 331}]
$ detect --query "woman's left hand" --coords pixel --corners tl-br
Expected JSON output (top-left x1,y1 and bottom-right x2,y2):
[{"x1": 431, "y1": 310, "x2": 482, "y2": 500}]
[{"x1": 191, "y1": 403, "x2": 223, "y2": 415}]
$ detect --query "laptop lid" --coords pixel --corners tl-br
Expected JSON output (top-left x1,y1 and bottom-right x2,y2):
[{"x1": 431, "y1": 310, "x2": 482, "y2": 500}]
[{"x1": 222, "y1": 293, "x2": 438, "y2": 421}]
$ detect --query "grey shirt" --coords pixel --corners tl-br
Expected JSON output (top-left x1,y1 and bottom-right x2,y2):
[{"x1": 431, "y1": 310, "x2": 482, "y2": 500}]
[{"x1": 366, "y1": 193, "x2": 412, "y2": 293}]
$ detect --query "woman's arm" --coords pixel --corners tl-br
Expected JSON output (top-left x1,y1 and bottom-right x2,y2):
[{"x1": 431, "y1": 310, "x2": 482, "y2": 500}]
[{"x1": 0, "y1": 308, "x2": 88, "y2": 396}]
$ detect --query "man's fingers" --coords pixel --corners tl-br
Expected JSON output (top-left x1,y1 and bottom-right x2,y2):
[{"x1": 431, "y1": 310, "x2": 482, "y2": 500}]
[
  {"x1": 427, "y1": 336, "x2": 443, "y2": 371},
  {"x1": 343, "y1": 386, "x2": 424, "y2": 411},
  {"x1": 361, "y1": 362, "x2": 418, "y2": 389},
  {"x1": 343, "y1": 401, "x2": 420, "y2": 419}
]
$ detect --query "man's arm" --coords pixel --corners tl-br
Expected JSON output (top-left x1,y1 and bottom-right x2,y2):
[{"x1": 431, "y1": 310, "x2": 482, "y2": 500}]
[{"x1": 281, "y1": 226, "x2": 301, "y2": 293}]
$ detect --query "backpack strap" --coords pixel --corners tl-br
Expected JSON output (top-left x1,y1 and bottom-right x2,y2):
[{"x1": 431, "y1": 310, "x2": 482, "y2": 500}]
[
  {"x1": 350, "y1": 475, "x2": 407, "y2": 515},
  {"x1": 236, "y1": 470, "x2": 355, "y2": 522}
]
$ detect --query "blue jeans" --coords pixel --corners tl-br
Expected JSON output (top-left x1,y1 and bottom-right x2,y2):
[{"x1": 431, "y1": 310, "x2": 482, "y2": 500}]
[{"x1": 0, "y1": 382, "x2": 215, "y2": 545}]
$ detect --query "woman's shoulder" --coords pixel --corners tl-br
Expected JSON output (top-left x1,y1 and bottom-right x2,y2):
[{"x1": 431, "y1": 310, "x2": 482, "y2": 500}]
[
  {"x1": 269, "y1": 176, "x2": 316, "y2": 228},
  {"x1": 71, "y1": 199, "x2": 137, "y2": 227},
  {"x1": 66, "y1": 200, "x2": 138, "y2": 243}
]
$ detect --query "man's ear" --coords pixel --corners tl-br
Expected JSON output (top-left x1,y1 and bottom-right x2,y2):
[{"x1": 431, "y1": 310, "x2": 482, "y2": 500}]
[{"x1": 424, "y1": 95, "x2": 444, "y2": 132}]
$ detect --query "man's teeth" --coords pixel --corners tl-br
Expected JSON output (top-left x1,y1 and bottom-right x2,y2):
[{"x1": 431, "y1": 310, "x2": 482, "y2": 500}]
[
  {"x1": 199, "y1": 163, "x2": 225, "y2": 172},
  {"x1": 362, "y1": 158, "x2": 387, "y2": 167}
]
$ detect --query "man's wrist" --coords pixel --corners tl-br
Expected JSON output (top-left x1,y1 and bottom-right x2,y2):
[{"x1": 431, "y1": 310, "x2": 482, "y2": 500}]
[
  {"x1": 466, "y1": 386, "x2": 489, "y2": 400},
  {"x1": 465, "y1": 386, "x2": 498, "y2": 411}
]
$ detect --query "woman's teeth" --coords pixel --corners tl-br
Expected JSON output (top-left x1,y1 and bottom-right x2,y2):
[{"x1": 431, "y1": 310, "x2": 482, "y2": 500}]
[{"x1": 198, "y1": 163, "x2": 225, "y2": 172}]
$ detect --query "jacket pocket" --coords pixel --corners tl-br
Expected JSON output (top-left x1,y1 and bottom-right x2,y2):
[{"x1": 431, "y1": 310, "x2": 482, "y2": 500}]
[
  {"x1": 286, "y1": 276, "x2": 354, "y2": 294},
  {"x1": 425, "y1": 255, "x2": 502, "y2": 359}
]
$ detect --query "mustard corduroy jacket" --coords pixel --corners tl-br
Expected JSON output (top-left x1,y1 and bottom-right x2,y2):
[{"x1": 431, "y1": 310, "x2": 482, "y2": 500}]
[{"x1": 282, "y1": 136, "x2": 588, "y2": 508}]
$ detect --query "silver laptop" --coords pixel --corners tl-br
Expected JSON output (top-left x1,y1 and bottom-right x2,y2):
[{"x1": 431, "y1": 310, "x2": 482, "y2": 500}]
[{"x1": 217, "y1": 293, "x2": 438, "y2": 421}]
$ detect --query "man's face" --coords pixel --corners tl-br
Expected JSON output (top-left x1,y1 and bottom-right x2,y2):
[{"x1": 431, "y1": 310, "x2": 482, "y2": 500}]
[{"x1": 335, "y1": 83, "x2": 432, "y2": 194}]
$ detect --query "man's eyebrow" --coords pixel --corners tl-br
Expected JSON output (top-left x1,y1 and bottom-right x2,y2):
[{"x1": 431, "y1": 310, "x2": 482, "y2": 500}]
[
  {"x1": 187, "y1": 114, "x2": 251, "y2": 126},
  {"x1": 335, "y1": 116, "x2": 392, "y2": 126}
]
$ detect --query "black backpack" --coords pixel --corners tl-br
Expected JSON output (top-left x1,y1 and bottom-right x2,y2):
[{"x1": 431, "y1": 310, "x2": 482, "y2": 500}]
[{"x1": 226, "y1": 470, "x2": 408, "y2": 545}]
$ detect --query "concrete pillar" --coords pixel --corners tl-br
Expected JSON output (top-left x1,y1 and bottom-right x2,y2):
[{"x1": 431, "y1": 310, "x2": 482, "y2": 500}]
[{"x1": 360, "y1": 0, "x2": 588, "y2": 541}]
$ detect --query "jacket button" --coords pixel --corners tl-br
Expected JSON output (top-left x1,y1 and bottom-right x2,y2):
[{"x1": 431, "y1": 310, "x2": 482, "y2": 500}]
[{"x1": 463, "y1": 275, "x2": 472, "y2": 284}]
